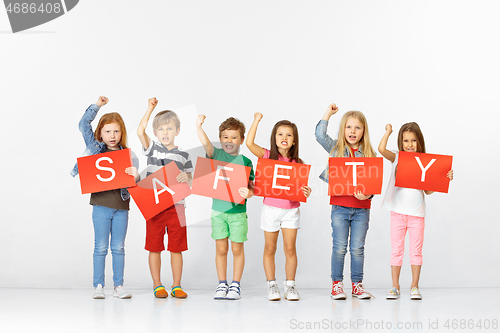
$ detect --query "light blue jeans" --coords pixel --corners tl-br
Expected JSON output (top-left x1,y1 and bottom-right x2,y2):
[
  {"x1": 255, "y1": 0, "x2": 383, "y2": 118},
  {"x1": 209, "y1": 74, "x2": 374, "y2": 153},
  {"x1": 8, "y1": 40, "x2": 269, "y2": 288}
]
[
  {"x1": 330, "y1": 205, "x2": 370, "y2": 283},
  {"x1": 92, "y1": 205, "x2": 129, "y2": 287}
]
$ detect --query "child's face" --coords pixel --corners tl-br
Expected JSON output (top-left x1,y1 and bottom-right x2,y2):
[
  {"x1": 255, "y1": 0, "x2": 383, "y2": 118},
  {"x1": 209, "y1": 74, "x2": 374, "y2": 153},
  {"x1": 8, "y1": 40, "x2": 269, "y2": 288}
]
[
  {"x1": 275, "y1": 126, "x2": 294, "y2": 152},
  {"x1": 100, "y1": 122, "x2": 122, "y2": 150},
  {"x1": 402, "y1": 131, "x2": 418, "y2": 152},
  {"x1": 220, "y1": 129, "x2": 243, "y2": 156},
  {"x1": 154, "y1": 121, "x2": 180, "y2": 149},
  {"x1": 344, "y1": 116, "x2": 364, "y2": 149}
]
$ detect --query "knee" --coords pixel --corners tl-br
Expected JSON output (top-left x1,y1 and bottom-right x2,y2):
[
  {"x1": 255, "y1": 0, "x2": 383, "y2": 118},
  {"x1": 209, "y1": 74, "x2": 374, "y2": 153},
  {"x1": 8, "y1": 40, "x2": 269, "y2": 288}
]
[
  {"x1": 94, "y1": 245, "x2": 108, "y2": 256},
  {"x1": 350, "y1": 245, "x2": 364, "y2": 257},
  {"x1": 283, "y1": 244, "x2": 296, "y2": 258},
  {"x1": 264, "y1": 243, "x2": 277, "y2": 256},
  {"x1": 111, "y1": 243, "x2": 125, "y2": 256}
]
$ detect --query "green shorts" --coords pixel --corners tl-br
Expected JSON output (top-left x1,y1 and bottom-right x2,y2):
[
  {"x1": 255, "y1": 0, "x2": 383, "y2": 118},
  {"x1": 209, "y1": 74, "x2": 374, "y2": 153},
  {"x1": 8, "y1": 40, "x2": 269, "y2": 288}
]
[{"x1": 211, "y1": 210, "x2": 248, "y2": 243}]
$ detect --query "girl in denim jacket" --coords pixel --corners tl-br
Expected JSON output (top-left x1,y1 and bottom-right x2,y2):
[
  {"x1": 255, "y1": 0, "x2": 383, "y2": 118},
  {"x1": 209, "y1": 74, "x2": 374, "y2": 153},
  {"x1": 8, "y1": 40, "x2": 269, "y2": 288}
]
[
  {"x1": 72, "y1": 96, "x2": 139, "y2": 299},
  {"x1": 315, "y1": 103, "x2": 376, "y2": 300}
]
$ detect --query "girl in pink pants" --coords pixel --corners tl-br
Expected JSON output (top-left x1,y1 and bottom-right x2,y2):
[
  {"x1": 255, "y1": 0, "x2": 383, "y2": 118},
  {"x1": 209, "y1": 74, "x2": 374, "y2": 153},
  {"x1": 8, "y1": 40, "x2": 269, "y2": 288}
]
[{"x1": 378, "y1": 122, "x2": 453, "y2": 300}]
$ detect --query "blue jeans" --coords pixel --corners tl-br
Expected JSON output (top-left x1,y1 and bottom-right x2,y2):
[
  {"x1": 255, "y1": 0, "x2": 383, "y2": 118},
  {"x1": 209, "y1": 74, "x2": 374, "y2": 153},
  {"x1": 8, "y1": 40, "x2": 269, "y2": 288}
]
[
  {"x1": 330, "y1": 205, "x2": 370, "y2": 283},
  {"x1": 92, "y1": 205, "x2": 129, "y2": 287}
]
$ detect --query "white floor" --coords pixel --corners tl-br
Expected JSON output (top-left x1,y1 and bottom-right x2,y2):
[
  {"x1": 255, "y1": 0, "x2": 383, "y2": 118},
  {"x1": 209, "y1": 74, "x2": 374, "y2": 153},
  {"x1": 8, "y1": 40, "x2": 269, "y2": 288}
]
[{"x1": 0, "y1": 288, "x2": 498, "y2": 333}]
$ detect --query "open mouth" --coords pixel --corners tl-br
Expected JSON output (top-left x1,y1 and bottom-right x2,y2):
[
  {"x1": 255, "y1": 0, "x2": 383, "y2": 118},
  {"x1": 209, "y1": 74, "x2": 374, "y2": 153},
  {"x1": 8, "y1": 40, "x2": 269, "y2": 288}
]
[
  {"x1": 281, "y1": 141, "x2": 288, "y2": 146},
  {"x1": 348, "y1": 135, "x2": 356, "y2": 141}
]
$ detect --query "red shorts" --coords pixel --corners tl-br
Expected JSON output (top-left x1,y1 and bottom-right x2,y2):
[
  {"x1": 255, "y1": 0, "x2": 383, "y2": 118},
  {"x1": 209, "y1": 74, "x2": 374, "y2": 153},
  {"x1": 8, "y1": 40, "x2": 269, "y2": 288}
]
[{"x1": 145, "y1": 204, "x2": 188, "y2": 253}]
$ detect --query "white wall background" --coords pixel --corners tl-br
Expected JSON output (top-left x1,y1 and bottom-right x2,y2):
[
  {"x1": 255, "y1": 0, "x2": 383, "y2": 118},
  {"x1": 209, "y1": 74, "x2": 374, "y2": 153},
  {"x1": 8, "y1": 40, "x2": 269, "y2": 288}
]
[{"x1": 0, "y1": 0, "x2": 498, "y2": 290}]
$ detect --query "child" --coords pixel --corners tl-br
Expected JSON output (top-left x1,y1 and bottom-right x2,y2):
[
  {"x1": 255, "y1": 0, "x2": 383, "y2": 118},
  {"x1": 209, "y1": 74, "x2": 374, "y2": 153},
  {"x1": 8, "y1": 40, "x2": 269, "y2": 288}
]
[
  {"x1": 196, "y1": 114, "x2": 255, "y2": 300},
  {"x1": 315, "y1": 103, "x2": 376, "y2": 300},
  {"x1": 246, "y1": 112, "x2": 312, "y2": 301},
  {"x1": 71, "y1": 96, "x2": 139, "y2": 299},
  {"x1": 378, "y1": 122, "x2": 453, "y2": 300},
  {"x1": 137, "y1": 97, "x2": 193, "y2": 298}
]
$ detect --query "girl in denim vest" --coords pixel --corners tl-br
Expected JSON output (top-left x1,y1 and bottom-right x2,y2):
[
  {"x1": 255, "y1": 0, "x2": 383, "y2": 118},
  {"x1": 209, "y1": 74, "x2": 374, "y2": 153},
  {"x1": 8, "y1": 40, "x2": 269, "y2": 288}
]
[
  {"x1": 72, "y1": 96, "x2": 139, "y2": 299},
  {"x1": 378, "y1": 122, "x2": 453, "y2": 300},
  {"x1": 315, "y1": 103, "x2": 376, "y2": 300}
]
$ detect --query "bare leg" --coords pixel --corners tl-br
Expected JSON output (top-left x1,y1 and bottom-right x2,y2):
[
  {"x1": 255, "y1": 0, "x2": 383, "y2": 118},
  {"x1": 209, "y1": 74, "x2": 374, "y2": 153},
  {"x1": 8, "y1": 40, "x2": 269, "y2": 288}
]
[
  {"x1": 263, "y1": 231, "x2": 279, "y2": 281},
  {"x1": 282, "y1": 228, "x2": 298, "y2": 281},
  {"x1": 170, "y1": 252, "x2": 183, "y2": 287},
  {"x1": 231, "y1": 242, "x2": 245, "y2": 282},
  {"x1": 391, "y1": 265, "x2": 401, "y2": 291},
  {"x1": 149, "y1": 252, "x2": 162, "y2": 288},
  {"x1": 215, "y1": 238, "x2": 229, "y2": 281},
  {"x1": 411, "y1": 265, "x2": 421, "y2": 289}
]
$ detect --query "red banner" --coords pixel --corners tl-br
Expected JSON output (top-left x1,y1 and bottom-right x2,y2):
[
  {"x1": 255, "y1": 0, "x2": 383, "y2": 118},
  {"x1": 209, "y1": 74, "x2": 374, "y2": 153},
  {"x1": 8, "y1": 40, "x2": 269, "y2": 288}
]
[
  {"x1": 254, "y1": 158, "x2": 311, "y2": 202},
  {"x1": 128, "y1": 162, "x2": 191, "y2": 220},
  {"x1": 191, "y1": 157, "x2": 251, "y2": 204},
  {"x1": 77, "y1": 149, "x2": 136, "y2": 194},
  {"x1": 395, "y1": 151, "x2": 453, "y2": 193},
  {"x1": 328, "y1": 157, "x2": 383, "y2": 196}
]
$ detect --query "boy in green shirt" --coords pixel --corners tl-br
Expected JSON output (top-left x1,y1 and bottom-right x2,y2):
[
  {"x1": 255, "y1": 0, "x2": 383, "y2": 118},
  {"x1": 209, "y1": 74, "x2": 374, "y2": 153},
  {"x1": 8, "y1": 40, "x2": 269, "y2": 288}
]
[{"x1": 196, "y1": 115, "x2": 254, "y2": 300}]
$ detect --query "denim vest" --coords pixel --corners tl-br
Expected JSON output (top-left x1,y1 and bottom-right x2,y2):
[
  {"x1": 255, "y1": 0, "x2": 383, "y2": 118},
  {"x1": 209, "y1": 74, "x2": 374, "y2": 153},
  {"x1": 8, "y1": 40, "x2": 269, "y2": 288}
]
[
  {"x1": 315, "y1": 120, "x2": 366, "y2": 183},
  {"x1": 70, "y1": 104, "x2": 138, "y2": 201}
]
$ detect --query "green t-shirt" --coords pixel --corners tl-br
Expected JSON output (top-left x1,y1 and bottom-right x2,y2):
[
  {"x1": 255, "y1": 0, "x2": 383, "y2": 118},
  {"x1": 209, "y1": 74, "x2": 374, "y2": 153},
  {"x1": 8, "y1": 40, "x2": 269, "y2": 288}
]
[{"x1": 210, "y1": 147, "x2": 255, "y2": 214}]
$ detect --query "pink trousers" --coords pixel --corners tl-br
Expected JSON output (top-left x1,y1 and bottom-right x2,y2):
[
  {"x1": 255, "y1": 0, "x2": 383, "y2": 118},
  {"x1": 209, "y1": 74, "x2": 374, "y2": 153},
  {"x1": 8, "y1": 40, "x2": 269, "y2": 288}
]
[{"x1": 390, "y1": 211, "x2": 425, "y2": 266}]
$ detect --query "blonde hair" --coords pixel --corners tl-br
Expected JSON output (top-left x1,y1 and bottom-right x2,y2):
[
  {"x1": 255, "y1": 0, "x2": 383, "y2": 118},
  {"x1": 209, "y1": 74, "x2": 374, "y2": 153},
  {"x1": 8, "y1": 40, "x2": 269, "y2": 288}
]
[
  {"x1": 153, "y1": 110, "x2": 181, "y2": 131},
  {"x1": 331, "y1": 111, "x2": 376, "y2": 157},
  {"x1": 95, "y1": 112, "x2": 128, "y2": 149}
]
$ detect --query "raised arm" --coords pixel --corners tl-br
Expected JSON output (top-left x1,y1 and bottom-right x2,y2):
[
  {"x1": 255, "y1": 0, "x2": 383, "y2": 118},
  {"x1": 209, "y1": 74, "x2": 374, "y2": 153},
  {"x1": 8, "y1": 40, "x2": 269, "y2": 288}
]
[
  {"x1": 196, "y1": 114, "x2": 214, "y2": 158},
  {"x1": 246, "y1": 112, "x2": 266, "y2": 158},
  {"x1": 378, "y1": 124, "x2": 396, "y2": 163},
  {"x1": 315, "y1": 103, "x2": 338, "y2": 152},
  {"x1": 78, "y1": 96, "x2": 109, "y2": 146},
  {"x1": 322, "y1": 103, "x2": 338, "y2": 121},
  {"x1": 137, "y1": 97, "x2": 158, "y2": 150}
]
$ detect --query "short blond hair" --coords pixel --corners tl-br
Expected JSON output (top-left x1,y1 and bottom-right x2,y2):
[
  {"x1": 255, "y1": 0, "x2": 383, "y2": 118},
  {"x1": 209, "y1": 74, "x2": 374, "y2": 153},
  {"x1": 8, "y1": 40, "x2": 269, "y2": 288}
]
[{"x1": 153, "y1": 110, "x2": 180, "y2": 130}]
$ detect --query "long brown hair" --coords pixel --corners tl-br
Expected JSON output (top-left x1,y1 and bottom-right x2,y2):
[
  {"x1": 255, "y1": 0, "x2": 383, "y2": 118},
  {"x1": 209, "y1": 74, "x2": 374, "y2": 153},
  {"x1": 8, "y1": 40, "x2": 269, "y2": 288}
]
[
  {"x1": 269, "y1": 120, "x2": 303, "y2": 163},
  {"x1": 94, "y1": 112, "x2": 128, "y2": 149},
  {"x1": 331, "y1": 111, "x2": 376, "y2": 157},
  {"x1": 397, "y1": 122, "x2": 426, "y2": 153}
]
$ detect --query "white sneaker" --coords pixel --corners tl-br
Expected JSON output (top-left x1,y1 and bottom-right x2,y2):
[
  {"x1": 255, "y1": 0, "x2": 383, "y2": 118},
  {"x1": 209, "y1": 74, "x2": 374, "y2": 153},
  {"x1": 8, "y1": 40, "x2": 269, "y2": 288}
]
[
  {"x1": 113, "y1": 286, "x2": 132, "y2": 299},
  {"x1": 214, "y1": 282, "x2": 228, "y2": 300},
  {"x1": 225, "y1": 282, "x2": 241, "y2": 300},
  {"x1": 410, "y1": 287, "x2": 422, "y2": 300},
  {"x1": 283, "y1": 280, "x2": 300, "y2": 301},
  {"x1": 93, "y1": 284, "x2": 105, "y2": 299},
  {"x1": 267, "y1": 280, "x2": 281, "y2": 301}
]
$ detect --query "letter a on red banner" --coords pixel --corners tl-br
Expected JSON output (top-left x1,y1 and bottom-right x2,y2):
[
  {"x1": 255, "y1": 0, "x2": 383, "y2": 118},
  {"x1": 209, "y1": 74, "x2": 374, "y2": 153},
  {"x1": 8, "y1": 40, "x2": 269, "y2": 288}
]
[
  {"x1": 254, "y1": 158, "x2": 311, "y2": 202},
  {"x1": 328, "y1": 157, "x2": 383, "y2": 196},
  {"x1": 128, "y1": 162, "x2": 191, "y2": 220},
  {"x1": 77, "y1": 148, "x2": 136, "y2": 194},
  {"x1": 191, "y1": 157, "x2": 251, "y2": 204},
  {"x1": 395, "y1": 151, "x2": 453, "y2": 193}
]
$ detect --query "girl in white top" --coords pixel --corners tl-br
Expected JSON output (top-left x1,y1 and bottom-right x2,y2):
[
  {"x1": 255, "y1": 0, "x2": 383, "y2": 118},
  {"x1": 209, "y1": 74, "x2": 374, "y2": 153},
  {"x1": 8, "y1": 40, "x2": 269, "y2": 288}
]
[{"x1": 379, "y1": 122, "x2": 453, "y2": 300}]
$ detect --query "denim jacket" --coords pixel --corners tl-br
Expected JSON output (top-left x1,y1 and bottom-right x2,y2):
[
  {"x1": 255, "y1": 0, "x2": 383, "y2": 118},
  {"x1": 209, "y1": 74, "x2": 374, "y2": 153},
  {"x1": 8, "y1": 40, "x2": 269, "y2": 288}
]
[
  {"x1": 70, "y1": 104, "x2": 139, "y2": 201},
  {"x1": 315, "y1": 119, "x2": 366, "y2": 183}
]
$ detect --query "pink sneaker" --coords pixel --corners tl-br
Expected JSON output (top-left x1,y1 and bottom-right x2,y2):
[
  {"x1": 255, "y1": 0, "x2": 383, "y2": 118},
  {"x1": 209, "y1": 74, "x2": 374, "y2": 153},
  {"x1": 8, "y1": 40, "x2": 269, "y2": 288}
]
[
  {"x1": 351, "y1": 282, "x2": 373, "y2": 299},
  {"x1": 331, "y1": 281, "x2": 346, "y2": 300}
]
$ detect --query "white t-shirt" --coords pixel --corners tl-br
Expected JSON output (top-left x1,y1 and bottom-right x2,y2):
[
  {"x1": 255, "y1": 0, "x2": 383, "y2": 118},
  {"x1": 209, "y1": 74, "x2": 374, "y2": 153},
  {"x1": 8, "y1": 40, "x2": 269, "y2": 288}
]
[{"x1": 381, "y1": 151, "x2": 426, "y2": 217}]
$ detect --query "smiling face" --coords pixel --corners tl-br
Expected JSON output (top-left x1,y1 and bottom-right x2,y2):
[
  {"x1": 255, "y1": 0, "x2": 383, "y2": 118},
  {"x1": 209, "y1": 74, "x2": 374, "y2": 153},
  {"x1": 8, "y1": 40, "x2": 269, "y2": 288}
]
[
  {"x1": 402, "y1": 131, "x2": 419, "y2": 152},
  {"x1": 275, "y1": 125, "x2": 294, "y2": 155},
  {"x1": 220, "y1": 129, "x2": 244, "y2": 155},
  {"x1": 154, "y1": 121, "x2": 180, "y2": 149},
  {"x1": 100, "y1": 122, "x2": 122, "y2": 150},
  {"x1": 344, "y1": 116, "x2": 364, "y2": 149}
]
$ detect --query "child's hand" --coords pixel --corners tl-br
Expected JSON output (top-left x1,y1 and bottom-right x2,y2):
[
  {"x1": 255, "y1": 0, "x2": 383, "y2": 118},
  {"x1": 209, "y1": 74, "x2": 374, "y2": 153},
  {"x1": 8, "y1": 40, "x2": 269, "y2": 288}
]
[
  {"x1": 254, "y1": 112, "x2": 263, "y2": 122},
  {"x1": 125, "y1": 167, "x2": 139, "y2": 181},
  {"x1": 447, "y1": 170, "x2": 453, "y2": 181},
  {"x1": 176, "y1": 172, "x2": 189, "y2": 183},
  {"x1": 197, "y1": 114, "x2": 206, "y2": 127},
  {"x1": 148, "y1": 97, "x2": 158, "y2": 110},
  {"x1": 354, "y1": 191, "x2": 370, "y2": 200},
  {"x1": 327, "y1": 103, "x2": 339, "y2": 115},
  {"x1": 238, "y1": 187, "x2": 252, "y2": 199},
  {"x1": 302, "y1": 185, "x2": 312, "y2": 198},
  {"x1": 385, "y1": 124, "x2": 393, "y2": 134},
  {"x1": 96, "y1": 96, "x2": 109, "y2": 107}
]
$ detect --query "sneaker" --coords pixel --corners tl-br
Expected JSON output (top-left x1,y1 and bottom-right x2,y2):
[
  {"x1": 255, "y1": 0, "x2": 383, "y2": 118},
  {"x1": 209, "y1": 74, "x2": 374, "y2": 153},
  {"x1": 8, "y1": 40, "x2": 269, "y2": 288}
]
[
  {"x1": 410, "y1": 287, "x2": 422, "y2": 300},
  {"x1": 225, "y1": 282, "x2": 241, "y2": 300},
  {"x1": 214, "y1": 282, "x2": 228, "y2": 300},
  {"x1": 93, "y1": 284, "x2": 105, "y2": 299},
  {"x1": 267, "y1": 280, "x2": 281, "y2": 301},
  {"x1": 283, "y1": 280, "x2": 300, "y2": 301},
  {"x1": 386, "y1": 287, "x2": 400, "y2": 300},
  {"x1": 331, "y1": 281, "x2": 346, "y2": 300},
  {"x1": 113, "y1": 286, "x2": 132, "y2": 299},
  {"x1": 351, "y1": 282, "x2": 373, "y2": 299}
]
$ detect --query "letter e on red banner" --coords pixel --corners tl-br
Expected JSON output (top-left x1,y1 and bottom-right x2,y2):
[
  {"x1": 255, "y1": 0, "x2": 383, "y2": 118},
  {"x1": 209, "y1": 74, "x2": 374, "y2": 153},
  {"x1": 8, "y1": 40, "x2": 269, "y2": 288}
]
[
  {"x1": 254, "y1": 158, "x2": 311, "y2": 202},
  {"x1": 77, "y1": 149, "x2": 135, "y2": 194},
  {"x1": 328, "y1": 157, "x2": 383, "y2": 196},
  {"x1": 395, "y1": 151, "x2": 453, "y2": 193},
  {"x1": 128, "y1": 162, "x2": 191, "y2": 220},
  {"x1": 191, "y1": 157, "x2": 251, "y2": 204}
]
